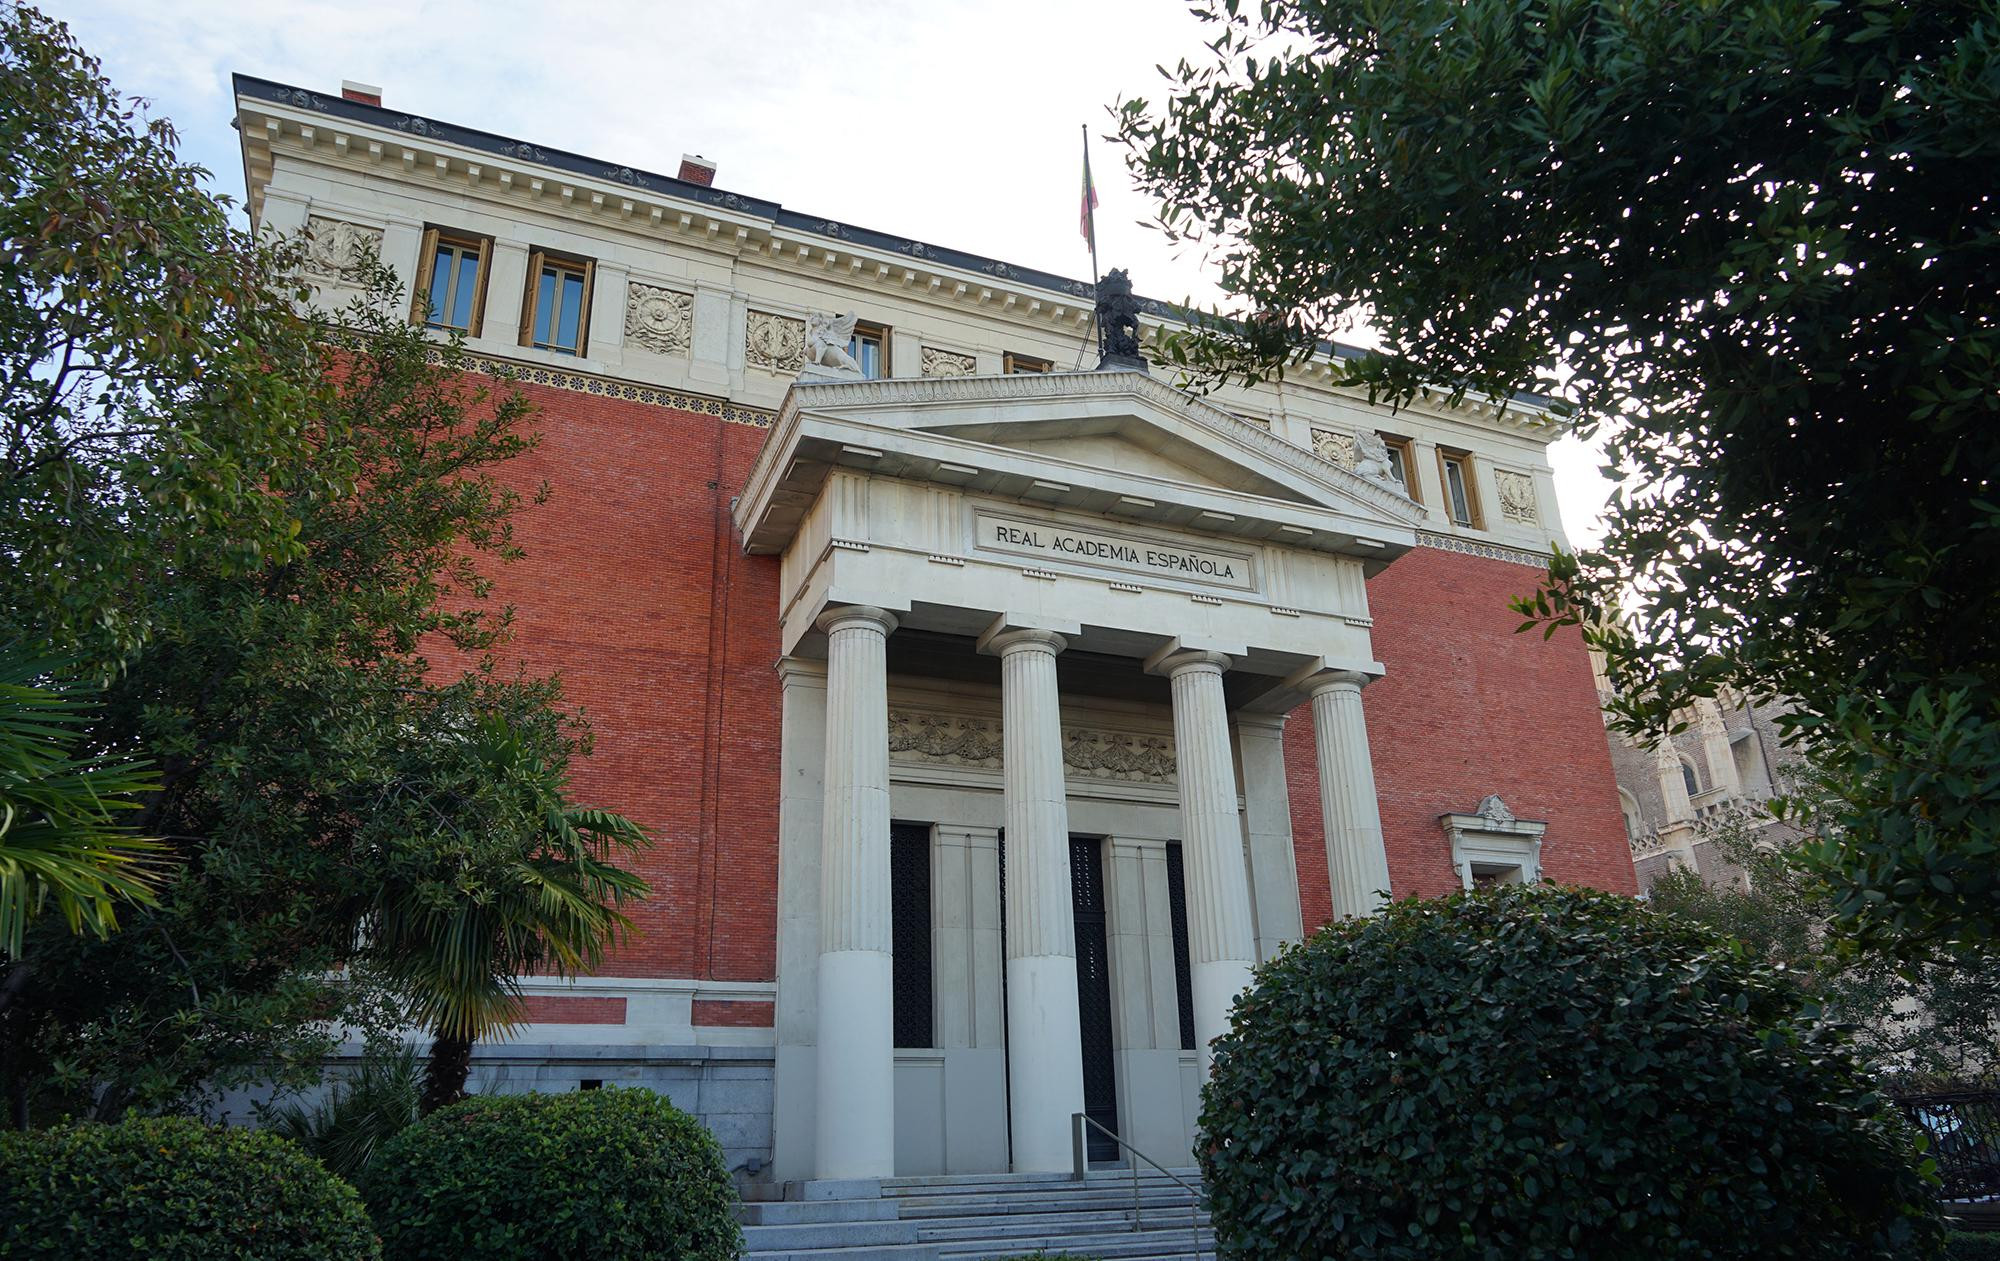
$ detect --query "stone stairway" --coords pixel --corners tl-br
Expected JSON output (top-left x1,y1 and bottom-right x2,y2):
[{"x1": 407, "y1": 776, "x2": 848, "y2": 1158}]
[{"x1": 741, "y1": 1168, "x2": 1211, "y2": 1261}]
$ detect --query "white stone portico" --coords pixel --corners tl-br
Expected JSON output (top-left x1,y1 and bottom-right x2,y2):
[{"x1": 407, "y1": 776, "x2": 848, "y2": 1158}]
[{"x1": 735, "y1": 369, "x2": 1422, "y2": 1180}]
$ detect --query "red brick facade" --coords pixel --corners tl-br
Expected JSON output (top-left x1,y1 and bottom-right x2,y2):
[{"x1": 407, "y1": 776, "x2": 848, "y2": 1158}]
[{"x1": 469, "y1": 384, "x2": 1633, "y2": 986}]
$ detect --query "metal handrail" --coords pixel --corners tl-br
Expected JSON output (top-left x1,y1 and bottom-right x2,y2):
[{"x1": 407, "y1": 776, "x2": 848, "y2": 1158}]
[{"x1": 1070, "y1": 1112, "x2": 1206, "y2": 1261}]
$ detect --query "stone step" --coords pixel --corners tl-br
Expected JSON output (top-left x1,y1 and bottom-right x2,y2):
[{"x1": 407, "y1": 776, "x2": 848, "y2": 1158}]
[
  {"x1": 744, "y1": 1243, "x2": 939, "y2": 1261},
  {"x1": 744, "y1": 1220, "x2": 922, "y2": 1251},
  {"x1": 918, "y1": 1211, "x2": 1209, "y2": 1243},
  {"x1": 741, "y1": 1199, "x2": 903, "y2": 1226},
  {"x1": 934, "y1": 1227, "x2": 1208, "y2": 1260},
  {"x1": 889, "y1": 1187, "x2": 1204, "y2": 1216},
  {"x1": 882, "y1": 1169, "x2": 1198, "y2": 1192}
]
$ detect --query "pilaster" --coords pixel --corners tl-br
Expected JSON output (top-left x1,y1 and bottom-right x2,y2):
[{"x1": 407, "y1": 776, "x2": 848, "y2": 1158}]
[
  {"x1": 1234, "y1": 713, "x2": 1303, "y2": 961},
  {"x1": 770, "y1": 658, "x2": 827, "y2": 1184},
  {"x1": 1292, "y1": 667, "x2": 1392, "y2": 920}
]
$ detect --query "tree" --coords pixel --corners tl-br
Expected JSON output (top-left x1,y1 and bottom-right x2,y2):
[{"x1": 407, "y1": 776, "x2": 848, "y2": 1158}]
[
  {"x1": 1650, "y1": 775, "x2": 2000, "y2": 1082},
  {"x1": 363, "y1": 709, "x2": 649, "y2": 1114},
  {"x1": 0, "y1": 7, "x2": 649, "y2": 1125},
  {"x1": 1116, "y1": 1, "x2": 2000, "y2": 955},
  {"x1": 0, "y1": 650, "x2": 169, "y2": 955}
]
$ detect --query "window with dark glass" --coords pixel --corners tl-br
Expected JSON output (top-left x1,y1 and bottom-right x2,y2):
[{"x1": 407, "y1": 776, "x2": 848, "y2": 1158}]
[
  {"x1": 1439, "y1": 450, "x2": 1480, "y2": 527},
  {"x1": 890, "y1": 822, "x2": 933, "y2": 1049},
  {"x1": 1004, "y1": 352, "x2": 1053, "y2": 374},
  {"x1": 848, "y1": 320, "x2": 889, "y2": 379},
  {"x1": 412, "y1": 229, "x2": 489, "y2": 334},
  {"x1": 521, "y1": 251, "x2": 593, "y2": 355},
  {"x1": 1379, "y1": 433, "x2": 1419, "y2": 502},
  {"x1": 1681, "y1": 759, "x2": 1702, "y2": 799},
  {"x1": 1164, "y1": 842, "x2": 1196, "y2": 1052}
]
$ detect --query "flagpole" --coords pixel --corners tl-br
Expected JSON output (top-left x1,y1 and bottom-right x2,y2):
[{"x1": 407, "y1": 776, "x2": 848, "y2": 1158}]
[{"x1": 1082, "y1": 123, "x2": 1100, "y2": 362}]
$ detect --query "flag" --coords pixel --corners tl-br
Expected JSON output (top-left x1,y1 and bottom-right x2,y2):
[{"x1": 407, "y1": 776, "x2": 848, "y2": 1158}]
[{"x1": 1079, "y1": 130, "x2": 1100, "y2": 253}]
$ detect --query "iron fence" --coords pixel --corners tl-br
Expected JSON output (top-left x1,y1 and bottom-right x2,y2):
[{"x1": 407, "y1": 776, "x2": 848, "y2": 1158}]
[{"x1": 1892, "y1": 1088, "x2": 2000, "y2": 1203}]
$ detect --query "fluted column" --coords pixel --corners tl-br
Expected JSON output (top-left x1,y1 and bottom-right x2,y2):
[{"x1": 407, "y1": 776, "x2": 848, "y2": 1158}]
[
  {"x1": 1302, "y1": 671, "x2": 1393, "y2": 920},
  {"x1": 982, "y1": 626, "x2": 1086, "y2": 1172},
  {"x1": 1155, "y1": 649, "x2": 1257, "y2": 1076},
  {"x1": 814, "y1": 605, "x2": 898, "y2": 1179}
]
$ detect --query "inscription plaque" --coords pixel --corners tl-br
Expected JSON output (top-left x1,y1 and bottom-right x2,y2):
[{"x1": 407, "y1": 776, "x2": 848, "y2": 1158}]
[{"x1": 972, "y1": 508, "x2": 1257, "y2": 592}]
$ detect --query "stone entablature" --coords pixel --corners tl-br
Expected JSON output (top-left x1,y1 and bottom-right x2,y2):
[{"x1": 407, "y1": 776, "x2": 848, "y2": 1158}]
[{"x1": 233, "y1": 75, "x2": 1571, "y2": 561}]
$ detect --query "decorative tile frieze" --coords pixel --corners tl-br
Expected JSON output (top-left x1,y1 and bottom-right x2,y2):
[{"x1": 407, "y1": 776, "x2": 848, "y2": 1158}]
[
  {"x1": 1495, "y1": 469, "x2": 1540, "y2": 524},
  {"x1": 1415, "y1": 530, "x2": 1549, "y2": 568},
  {"x1": 887, "y1": 708, "x2": 1177, "y2": 785},
  {"x1": 302, "y1": 216, "x2": 382, "y2": 284},
  {"x1": 625, "y1": 283, "x2": 693, "y2": 356},
  {"x1": 1309, "y1": 426, "x2": 1358, "y2": 469},
  {"x1": 920, "y1": 347, "x2": 977, "y2": 377},
  {"x1": 746, "y1": 311, "x2": 806, "y2": 372}
]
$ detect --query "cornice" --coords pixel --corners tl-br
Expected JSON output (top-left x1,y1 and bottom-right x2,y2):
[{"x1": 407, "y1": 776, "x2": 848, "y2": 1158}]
[
  {"x1": 432, "y1": 349, "x2": 776, "y2": 428},
  {"x1": 1415, "y1": 530, "x2": 1551, "y2": 568}
]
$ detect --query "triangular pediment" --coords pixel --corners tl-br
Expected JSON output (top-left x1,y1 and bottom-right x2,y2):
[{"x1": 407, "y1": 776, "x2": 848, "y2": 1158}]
[{"x1": 734, "y1": 369, "x2": 1424, "y2": 560}]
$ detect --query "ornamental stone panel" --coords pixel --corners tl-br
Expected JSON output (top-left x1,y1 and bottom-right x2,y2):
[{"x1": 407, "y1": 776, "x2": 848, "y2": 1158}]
[
  {"x1": 1495, "y1": 469, "x2": 1540, "y2": 524},
  {"x1": 746, "y1": 311, "x2": 806, "y2": 372},
  {"x1": 302, "y1": 216, "x2": 382, "y2": 284},
  {"x1": 625, "y1": 283, "x2": 694, "y2": 356},
  {"x1": 1310, "y1": 427, "x2": 1358, "y2": 468},
  {"x1": 920, "y1": 347, "x2": 977, "y2": 377},
  {"x1": 887, "y1": 707, "x2": 1176, "y2": 785}
]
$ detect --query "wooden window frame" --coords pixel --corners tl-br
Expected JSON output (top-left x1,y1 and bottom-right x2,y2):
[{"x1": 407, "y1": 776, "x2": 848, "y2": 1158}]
[
  {"x1": 851, "y1": 319, "x2": 890, "y2": 379},
  {"x1": 411, "y1": 227, "x2": 491, "y2": 336},
  {"x1": 1004, "y1": 352, "x2": 1053, "y2": 375},
  {"x1": 520, "y1": 249, "x2": 595, "y2": 356},
  {"x1": 1378, "y1": 432, "x2": 1419, "y2": 503},
  {"x1": 1437, "y1": 447, "x2": 1483, "y2": 528}
]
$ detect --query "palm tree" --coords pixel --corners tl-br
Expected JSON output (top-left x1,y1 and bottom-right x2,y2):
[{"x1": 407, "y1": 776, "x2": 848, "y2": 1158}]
[
  {"x1": 363, "y1": 711, "x2": 650, "y2": 1113},
  {"x1": 0, "y1": 649, "x2": 171, "y2": 960}
]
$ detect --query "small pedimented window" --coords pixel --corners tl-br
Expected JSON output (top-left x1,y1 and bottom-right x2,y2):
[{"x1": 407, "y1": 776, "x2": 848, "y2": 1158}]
[{"x1": 1441, "y1": 795, "x2": 1549, "y2": 890}]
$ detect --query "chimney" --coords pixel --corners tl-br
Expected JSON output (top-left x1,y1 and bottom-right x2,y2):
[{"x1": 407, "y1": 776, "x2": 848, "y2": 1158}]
[
  {"x1": 678, "y1": 154, "x2": 717, "y2": 187},
  {"x1": 341, "y1": 80, "x2": 382, "y2": 106}
]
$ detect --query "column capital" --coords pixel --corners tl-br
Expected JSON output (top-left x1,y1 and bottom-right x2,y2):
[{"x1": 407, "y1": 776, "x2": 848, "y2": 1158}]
[
  {"x1": 979, "y1": 627, "x2": 1068, "y2": 658},
  {"x1": 775, "y1": 656, "x2": 829, "y2": 688},
  {"x1": 1145, "y1": 645, "x2": 1233, "y2": 678},
  {"x1": 1283, "y1": 664, "x2": 1379, "y2": 697},
  {"x1": 815, "y1": 604, "x2": 899, "y2": 637},
  {"x1": 1232, "y1": 712, "x2": 1291, "y2": 737}
]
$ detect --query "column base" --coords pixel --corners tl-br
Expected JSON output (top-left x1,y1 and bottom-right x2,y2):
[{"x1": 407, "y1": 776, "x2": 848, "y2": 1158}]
[
  {"x1": 1004, "y1": 953, "x2": 1087, "y2": 1173},
  {"x1": 815, "y1": 949, "x2": 895, "y2": 1179},
  {"x1": 1191, "y1": 957, "x2": 1255, "y2": 1074}
]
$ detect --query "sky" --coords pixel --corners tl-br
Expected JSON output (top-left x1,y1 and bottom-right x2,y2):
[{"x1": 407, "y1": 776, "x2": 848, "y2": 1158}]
[{"x1": 58, "y1": 0, "x2": 1611, "y2": 542}]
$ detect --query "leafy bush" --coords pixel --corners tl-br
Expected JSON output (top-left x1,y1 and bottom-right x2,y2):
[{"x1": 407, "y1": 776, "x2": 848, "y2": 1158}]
[
  {"x1": 363, "y1": 1086, "x2": 741, "y2": 1259},
  {"x1": 1201, "y1": 885, "x2": 1943, "y2": 1260},
  {"x1": 264, "y1": 1044, "x2": 423, "y2": 1181},
  {"x1": 0, "y1": 1115, "x2": 378, "y2": 1259},
  {"x1": 1948, "y1": 1233, "x2": 2000, "y2": 1260}
]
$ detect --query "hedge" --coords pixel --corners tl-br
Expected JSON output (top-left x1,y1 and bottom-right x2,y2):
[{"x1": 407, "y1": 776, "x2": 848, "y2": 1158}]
[
  {"x1": 0, "y1": 1115, "x2": 378, "y2": 1259},
  {"x1": 362, "y1": 1086, "x2": 741, "y2": 1259},
  {"x1": 1199, "y1": 884, "x2": 1944, "y2": 1260}
]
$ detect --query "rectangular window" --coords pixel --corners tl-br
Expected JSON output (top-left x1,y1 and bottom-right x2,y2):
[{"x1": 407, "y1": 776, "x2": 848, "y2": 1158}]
[
  {"x1": 1004, "y1": 352, "x2": 1053, "y2": 374},
  {"x1": 849, "y1": 320, "x2": 889, "y2": 379},
  {"x1": 1379, "y1": 433, "x2": 1419, "y2": 502},
  {"x1": 412, "y1": 228, "x2": 489, "y2": 335},
  {"x1": 521, "y1": 250, "x2": 594, "y2": 355},
  {"x1": 1439, "y1": 449, "x2": 1481, "y2": 527},
  {"x1": 1164, "y1": 842, "x2": 1196, "y2": 1052}
]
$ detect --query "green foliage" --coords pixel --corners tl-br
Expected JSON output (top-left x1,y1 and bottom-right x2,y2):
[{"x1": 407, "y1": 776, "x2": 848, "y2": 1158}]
[
  {"x1": 1200, "y1": 885, "x2": 1943, "y2": 1260},
  {"x1": 0, "y1": 5, "x2": 323, "y2": 669},
  {"x1": 263, "y1": 1044, "x2": 423, "y2": 1183},
  {"x1": 362, "y1": 1087, "x2": 742, "y2": 1261},
  {"x1": 1946, "y1": 1232, "x2": 2000, "y2": 1260},
  {"x1": 0, "y1": 649, "x2": 169, "y2": 954},
  {"x1": 1650, "y1": 782, "x2": 2000, "y2": 1082},
  {"x1": 0, "y1": 8, "x2": 648, "y2": 1126},
  {"x1": 1117, "y1": 0, "x2": 2000, "y2": 956},
  {"x1": 0, "y1": 1115, "x2": 379, "y2": 1259}
]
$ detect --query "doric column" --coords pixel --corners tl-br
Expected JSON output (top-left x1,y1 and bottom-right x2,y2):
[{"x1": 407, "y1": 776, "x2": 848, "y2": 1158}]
[
  {"x1": 979, "y1": 623, "x2": 1086, "y2": 1173},
  {"x1": 1150, "y1": 647, "x2": 1257, "y2": 1076},
  {"x1": 814, "y1": 605, "x2": 898, "y2": 1179},
  {"x1": 771, "y1": 658, "x2": 828, "y2": 1184},
  {"x1": 1297, "y1": 669, "x2": 1393, "y2": 920}
]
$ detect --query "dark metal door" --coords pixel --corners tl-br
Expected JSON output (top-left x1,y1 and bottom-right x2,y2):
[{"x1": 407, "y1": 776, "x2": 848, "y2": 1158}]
[{"x1": 1070, "y1": 835, "x2": 1119, "y2": 1162}]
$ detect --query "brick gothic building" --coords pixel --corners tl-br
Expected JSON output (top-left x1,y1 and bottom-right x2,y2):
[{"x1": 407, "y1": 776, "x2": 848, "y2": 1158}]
[{"x1": 234, "y1": 76, "x2": 1635, "y2": 1182}]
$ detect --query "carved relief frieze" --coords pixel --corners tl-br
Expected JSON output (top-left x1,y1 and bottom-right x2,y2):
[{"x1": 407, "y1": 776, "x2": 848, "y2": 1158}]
[
  {"x1": 1495, "y1": 469, "x2": 1540, "y2": 524},
  {"x1": 302, "y1": 216, "x2": 382, "y2": 284},
  {"x1": 920, "y1": 347, "x2": 977, "y2": 377},
  {"x1": 745, "y1": 311, "x2": 806, "y2": 372},
  {"x1": 624, "y1": 283, "x2": 693, "y2": 356},
  {"x1": 887, "y1": 707, "x2": 1177, "y2": 784},
  {"x1": 1310, "y1": 426, "x2": 1358, "y2": 468}
]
